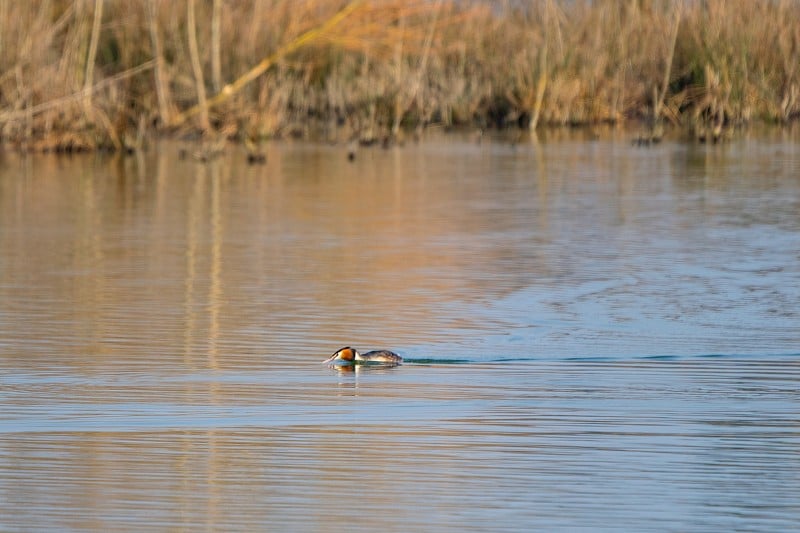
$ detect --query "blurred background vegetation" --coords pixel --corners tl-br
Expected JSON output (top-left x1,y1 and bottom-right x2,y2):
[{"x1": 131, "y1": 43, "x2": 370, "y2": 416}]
[{"x1": 1, "y1": 0, "x2": 798, "y2": 151}]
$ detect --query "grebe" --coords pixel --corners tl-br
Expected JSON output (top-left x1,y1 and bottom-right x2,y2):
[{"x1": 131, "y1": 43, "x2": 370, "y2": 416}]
[{"x1": 322, "y1": 346, "x2": 403, "y2": 365}]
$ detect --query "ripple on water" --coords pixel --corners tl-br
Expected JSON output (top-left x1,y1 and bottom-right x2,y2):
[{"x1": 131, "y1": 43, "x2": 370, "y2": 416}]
[
  {"x1": 2, "y1": 358, "x2": 799, "y2": 531},
  {"x1": 1, "y1": 138, "x2": 800, "y2": 531}
]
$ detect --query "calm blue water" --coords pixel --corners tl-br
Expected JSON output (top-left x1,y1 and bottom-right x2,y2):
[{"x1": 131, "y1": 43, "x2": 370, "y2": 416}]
[{"x1": 1, "y1": 133, "x2": 799, "y2": 531}]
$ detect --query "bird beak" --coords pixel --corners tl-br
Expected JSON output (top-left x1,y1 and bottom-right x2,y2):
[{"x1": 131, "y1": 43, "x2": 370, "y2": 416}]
[{"x1": 321, "y1": 353, "x2": 339, "y2": 364}]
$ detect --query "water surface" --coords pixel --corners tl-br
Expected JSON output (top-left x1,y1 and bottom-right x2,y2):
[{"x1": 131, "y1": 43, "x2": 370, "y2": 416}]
[{"x1": 1, "y1": 132, "x2": 799, "y2": 531}]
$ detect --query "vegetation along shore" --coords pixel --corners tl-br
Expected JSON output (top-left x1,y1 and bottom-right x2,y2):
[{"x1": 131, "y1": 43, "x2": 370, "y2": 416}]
[{"x1": 1, "y1": 0, "x2": 798, "y2": 153}]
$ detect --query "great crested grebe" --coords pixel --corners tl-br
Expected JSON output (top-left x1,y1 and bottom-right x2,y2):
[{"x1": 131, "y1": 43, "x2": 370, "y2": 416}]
[{"x1": 322, "y1": 346, "x2": 403, "y2": 365}]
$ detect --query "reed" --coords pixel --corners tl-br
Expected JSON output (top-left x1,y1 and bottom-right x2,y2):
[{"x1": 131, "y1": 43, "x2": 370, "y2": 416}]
[{"x1": 0, "y1": 0, "x2": 798, "y2": 151}]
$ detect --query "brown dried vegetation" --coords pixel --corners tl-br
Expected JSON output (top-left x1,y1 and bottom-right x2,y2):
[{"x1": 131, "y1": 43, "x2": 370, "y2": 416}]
[{"x1": 1, "y1": 0, "x2": 798, "y2": 151}]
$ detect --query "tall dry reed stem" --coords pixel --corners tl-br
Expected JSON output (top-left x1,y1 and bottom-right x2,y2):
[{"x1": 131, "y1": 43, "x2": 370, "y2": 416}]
[{"x1": 187, "y1": 0, "x2": 210, "y2": 132}]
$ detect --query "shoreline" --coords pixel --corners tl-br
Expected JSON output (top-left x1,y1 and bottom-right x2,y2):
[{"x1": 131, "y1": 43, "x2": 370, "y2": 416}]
[{"x1": 4, "y1": 122, "x2": 797, "y2": 161}]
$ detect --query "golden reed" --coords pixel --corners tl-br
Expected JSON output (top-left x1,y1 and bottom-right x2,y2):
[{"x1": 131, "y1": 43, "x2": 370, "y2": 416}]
[{"x1": 0, "y1": 0, "x2": 797, "y2": 151}]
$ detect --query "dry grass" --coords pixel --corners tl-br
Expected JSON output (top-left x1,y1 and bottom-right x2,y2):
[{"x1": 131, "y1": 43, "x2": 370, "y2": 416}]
[{"x1": 1, "y1": 0, "x2": 798, "y2": 151}]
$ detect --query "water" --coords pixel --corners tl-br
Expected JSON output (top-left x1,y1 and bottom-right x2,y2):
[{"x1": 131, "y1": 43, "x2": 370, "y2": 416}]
[{"x1": 1, "y1": 132, "x2": 799, "y2": 531}]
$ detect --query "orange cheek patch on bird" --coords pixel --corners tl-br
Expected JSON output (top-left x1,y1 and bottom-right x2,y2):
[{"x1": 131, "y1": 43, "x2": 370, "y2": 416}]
[{"x1": 322, "y1": 346, "x2": 356, "y2": 364}]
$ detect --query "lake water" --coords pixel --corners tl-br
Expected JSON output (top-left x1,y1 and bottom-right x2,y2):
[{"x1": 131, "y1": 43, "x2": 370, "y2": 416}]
[{"x1": 1, "y1": 131, "x2": 799, "y2": 531}]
